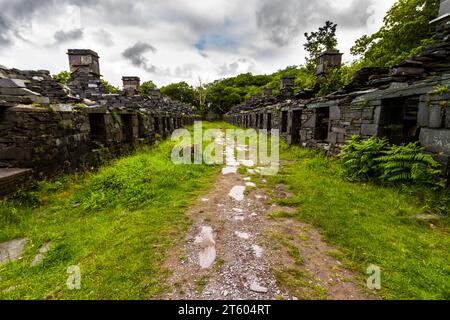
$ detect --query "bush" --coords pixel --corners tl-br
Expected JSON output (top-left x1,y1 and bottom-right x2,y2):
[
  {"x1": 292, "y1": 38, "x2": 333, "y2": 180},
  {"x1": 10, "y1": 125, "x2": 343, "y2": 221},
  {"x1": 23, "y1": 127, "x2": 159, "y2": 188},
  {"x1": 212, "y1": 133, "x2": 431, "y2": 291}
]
[
  {"x1": 340, "y1": 136, "x2": 444, "y2": 188},
  {"x1": 376, "y1": 143, "x2": 443, "y2": 187},
  {"x1": 340, "y1": 135, "x2": 389, "y2": 182}
]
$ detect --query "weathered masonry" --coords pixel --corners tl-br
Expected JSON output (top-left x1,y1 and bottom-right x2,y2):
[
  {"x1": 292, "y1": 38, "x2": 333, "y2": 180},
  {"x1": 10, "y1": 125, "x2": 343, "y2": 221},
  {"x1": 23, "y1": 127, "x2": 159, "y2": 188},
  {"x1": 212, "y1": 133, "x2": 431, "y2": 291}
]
[
  {"x1": 0, "y1": 49, "x2": 195, "y2": 195},
  {"x1": 225, "y1": 0, "x2": 450, "y2": 177}
]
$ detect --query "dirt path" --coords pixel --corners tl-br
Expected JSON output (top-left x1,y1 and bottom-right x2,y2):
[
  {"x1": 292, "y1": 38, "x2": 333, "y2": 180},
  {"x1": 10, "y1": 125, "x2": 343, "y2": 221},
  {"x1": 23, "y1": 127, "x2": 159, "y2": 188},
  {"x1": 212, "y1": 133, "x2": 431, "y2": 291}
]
[{"x1": 163, "y1": 141, "x2": 376, "y2": 300}]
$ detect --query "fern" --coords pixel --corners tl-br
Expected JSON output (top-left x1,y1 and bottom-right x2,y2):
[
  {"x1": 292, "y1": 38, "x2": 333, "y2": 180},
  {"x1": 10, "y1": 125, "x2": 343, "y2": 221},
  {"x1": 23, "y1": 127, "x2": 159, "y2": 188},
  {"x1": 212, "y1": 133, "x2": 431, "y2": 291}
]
[
  {"x1": 340, "y1": 135, "x2": 388, "y2": 182},
  {"x1": 375, "y1": 142, "x2": 443, "y2": 187},
  {"x1": 340, "y1": 136, "x2": 444, "y2": 188}
]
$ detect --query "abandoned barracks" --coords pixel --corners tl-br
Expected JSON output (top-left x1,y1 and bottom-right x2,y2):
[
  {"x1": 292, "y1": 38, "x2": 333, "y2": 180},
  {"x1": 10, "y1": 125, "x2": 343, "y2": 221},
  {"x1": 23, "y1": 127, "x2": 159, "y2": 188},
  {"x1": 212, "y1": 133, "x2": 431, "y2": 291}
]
[
  {"x1": 226, "y1": 0, "x2": 450, "y2": 181},
  {"x1": 2, "y1": 0, "x2": 450, "y2": 195},
  {"x1": 0, "y1": 49, "x2": 195, "y2": 195}
]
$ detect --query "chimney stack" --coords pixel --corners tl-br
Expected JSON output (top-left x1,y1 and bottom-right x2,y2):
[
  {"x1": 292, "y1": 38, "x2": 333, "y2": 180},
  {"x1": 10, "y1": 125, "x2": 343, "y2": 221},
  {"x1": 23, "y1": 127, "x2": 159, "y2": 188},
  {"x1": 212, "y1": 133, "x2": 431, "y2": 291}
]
[
  {"x1": 122, "y1": 76, "x2": 141, "y2": 96},
  {"x1": 316, "y1": 50, "x2": 343, "y2": 77},
  {"x1": 263, "y1": 87, "x2": 273, "y2": 98},
  {"x1": 280, "y1": 75, "x2": 295, "y2": 98},
  {"x1": 67, "y1": 49, "x2": 101, "y2": 80}
]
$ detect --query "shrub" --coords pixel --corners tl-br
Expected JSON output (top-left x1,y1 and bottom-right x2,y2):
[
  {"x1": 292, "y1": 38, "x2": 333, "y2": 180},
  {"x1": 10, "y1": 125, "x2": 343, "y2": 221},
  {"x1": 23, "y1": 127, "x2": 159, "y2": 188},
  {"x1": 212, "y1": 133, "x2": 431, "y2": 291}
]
[
  {"x1": 375, "y1": 142, "x2": 443, "y2": 188},
  {"x1": 340, "y1": 136, "x2": 444, "y2": 188},
  {"x1": 340, "y1": 135, "x2": 389, "y2": 182}
]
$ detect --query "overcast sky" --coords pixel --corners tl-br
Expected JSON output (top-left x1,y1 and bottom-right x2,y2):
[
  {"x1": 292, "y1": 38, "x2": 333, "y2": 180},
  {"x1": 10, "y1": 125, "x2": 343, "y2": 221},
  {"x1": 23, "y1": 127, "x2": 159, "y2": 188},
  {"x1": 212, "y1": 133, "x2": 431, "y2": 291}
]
[{"x1": 0, "y1": 0, "x2": 397, "y2": 87}]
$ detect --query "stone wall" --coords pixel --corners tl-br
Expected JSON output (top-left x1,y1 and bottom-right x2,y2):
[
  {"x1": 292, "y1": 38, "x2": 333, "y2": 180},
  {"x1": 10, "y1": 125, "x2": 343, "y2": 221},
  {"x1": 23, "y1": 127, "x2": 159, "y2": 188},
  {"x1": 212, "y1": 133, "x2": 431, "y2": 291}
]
[
  {"x1": 225, "y1": 8, "x2": 450, "y2": 176},
  {"x1": 0, "y1": 49, "x2": 195, "y2": 195}
]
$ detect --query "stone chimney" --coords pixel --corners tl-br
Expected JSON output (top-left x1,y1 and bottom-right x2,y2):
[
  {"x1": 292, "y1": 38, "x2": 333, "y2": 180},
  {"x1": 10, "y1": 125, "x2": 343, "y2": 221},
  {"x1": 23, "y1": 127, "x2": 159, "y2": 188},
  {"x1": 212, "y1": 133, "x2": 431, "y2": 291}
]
[
  {"x1": 67, "y1": 49, "x2": 101, "y2": 79},
  {"x1": 263, "y1": 87, "x2": 273, "y2": 98},
  {"x1": 280, "y1": 75, "x2": 295, "y2": 98},
  {"x1": 122, "y1": 76, "x2": 141, "y2": 96},
  {"x1": 150, "y1": 89, "x2": 161, "y2": 100},
  {"x1": 316, "y1": 50, "x2": 343, "y2": 77}
]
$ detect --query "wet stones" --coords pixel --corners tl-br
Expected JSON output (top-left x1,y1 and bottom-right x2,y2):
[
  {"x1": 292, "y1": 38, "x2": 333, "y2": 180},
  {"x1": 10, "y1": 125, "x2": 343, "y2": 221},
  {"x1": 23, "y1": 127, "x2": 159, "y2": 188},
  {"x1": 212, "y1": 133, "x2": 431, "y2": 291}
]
[
  {"x1": 194, "y1": 226, "x2": 217, "y2": 269},
  {"x1": 249, "y1": 281, "x2": 268, "y2": 294},
  {"x1": 0, "y1": 238, "x2": 29, "y2": 265},
  {"x1": 30, "y1": 242, "x2": 52, "y2": 267},
  {"x1": 228, "y1": 186, "x2": 246, "y2": 202}
]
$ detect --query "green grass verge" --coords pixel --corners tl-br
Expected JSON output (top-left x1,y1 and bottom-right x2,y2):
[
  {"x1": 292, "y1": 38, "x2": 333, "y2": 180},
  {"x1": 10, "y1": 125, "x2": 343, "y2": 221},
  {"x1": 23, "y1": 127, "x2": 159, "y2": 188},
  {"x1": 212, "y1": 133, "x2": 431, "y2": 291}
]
[
  {"x1": 268, "y1": 144, "x2": 450, "y2": 300},
  {"x1": 0, "y1": 122, "x2": 227, "y2": 300}
]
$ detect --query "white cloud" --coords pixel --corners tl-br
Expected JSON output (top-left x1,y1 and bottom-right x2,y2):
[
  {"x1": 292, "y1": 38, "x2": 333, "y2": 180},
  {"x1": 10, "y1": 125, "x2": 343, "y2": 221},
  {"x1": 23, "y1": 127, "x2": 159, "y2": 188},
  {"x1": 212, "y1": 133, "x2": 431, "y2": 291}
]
[{"x1": 0, "y1": 0, "x2": 397, "y2": 87}]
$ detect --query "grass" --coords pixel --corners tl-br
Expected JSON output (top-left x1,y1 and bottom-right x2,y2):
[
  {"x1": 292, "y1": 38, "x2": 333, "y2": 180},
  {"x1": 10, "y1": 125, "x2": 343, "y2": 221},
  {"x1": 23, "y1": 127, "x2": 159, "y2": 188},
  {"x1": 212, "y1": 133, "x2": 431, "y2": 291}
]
[
  {"x1": 267, "y1": 143, "x2": 450, "y2": 300},
  {"x1": 1, "y1": 121, "x2": 449, "y2": 300},
  {"x1": 0, "y1": 122, "x2": 227, "y2": 300}
]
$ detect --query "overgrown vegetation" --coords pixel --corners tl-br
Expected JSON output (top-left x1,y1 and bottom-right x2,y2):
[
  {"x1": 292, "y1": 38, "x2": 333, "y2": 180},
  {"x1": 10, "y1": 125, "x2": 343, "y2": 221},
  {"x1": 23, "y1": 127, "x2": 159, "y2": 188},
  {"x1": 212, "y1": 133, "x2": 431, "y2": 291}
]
[
  {"x1": 0, "y1": 123, "x2": 224, "y2": 299},
  {"x1": 340, "y1": 135, "x2": 444, "y2": 190},
  {"x1": 267, "y1": 142, "x2": 450, "y2": 300},
  {"x1": 351, "y1": 0, "x2": 440, "y2": 67},
  {"x1": 53, "y1": 71, "x2": 71, "y2": 85},
  {"x1": 140, "y1": 80, "x2": 157, "y2": 97},
  {"x1": 100, "y1": 79, "x2": 120, "y2": 94}
]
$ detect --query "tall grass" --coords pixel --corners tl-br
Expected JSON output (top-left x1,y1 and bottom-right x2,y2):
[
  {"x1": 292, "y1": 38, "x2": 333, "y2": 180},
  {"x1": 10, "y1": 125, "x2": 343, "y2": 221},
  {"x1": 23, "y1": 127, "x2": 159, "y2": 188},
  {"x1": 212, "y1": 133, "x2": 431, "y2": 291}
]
[{"x1": 0, "y1": 123, "x2": 223, "y2": 300}]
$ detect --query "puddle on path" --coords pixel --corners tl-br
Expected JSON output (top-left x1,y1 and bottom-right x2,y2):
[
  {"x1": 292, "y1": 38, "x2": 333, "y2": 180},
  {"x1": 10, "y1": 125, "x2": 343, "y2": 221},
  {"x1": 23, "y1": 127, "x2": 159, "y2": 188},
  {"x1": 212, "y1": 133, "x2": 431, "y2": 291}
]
[{"x1": 194, "y1": 226, "x2": 216, "y2": 269}]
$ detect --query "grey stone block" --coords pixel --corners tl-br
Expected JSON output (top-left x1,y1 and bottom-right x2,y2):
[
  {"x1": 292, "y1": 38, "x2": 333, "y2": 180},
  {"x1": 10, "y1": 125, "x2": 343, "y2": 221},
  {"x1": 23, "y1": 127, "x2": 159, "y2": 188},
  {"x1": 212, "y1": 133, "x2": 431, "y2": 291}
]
[
  {"x1": 303, "y1": 114, "x2": 316, "y2": 128},
  {"x1": 420, "y1": 128, "x2": 450, "y2": 154},
  {"x1": 362, "y1": 108, "x2": 374, "y2": 120},
  {"x1": 429, "y1": 106, "x2": 443, "y2": 128},
  {"x1": 361, "y1": 124, "x2": 379, "y2": 136},
  {"x1": 447, "y1": 107, "x2": 450, "y2": 128},
  {"x1": 329, "y1": 106, "x2": 341, "y2": 120},
  {"x1": 373, "y1": 106, "x2": 382, "y2": 124},
  {"x1": 418, "y1": 102, "x2": 429, "y2": 127}
]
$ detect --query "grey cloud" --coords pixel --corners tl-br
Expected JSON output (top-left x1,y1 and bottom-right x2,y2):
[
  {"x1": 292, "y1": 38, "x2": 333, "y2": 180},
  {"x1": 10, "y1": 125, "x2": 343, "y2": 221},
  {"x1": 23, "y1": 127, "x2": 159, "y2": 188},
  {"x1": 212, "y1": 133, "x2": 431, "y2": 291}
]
[
  {"x1": 54, "y1": 28, "x2": 84, "y2": 43},
  {"x1": 92, "y1": 29, "x2": 114, "y2": 46},
  {"x1": 255, "y1": 0, "x2": 374, "y2": 46},
  {"x1": 0, "y1": 0, "x2": 54, "y2": 20},
  {"x1": 122, "y1": 42, "x2": 158, "y2": 73},
  {"x1": 0, "y1": 15, "x2": 13, "y2": 48},
  {"x1": 218, "y1": 62, "x2": 240, "y2": 76}
]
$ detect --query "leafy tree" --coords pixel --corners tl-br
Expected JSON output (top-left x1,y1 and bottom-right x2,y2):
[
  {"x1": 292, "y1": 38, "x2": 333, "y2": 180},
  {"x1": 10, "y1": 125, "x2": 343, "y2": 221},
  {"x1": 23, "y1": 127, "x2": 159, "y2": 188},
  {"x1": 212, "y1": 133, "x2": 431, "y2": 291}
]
[
  {"x1": 304, "y1": 21, "x2": 338, "y2": 72},
  {"x1": 53, "y1": 71, "x2": 71, "y2": 85},
  {"x1": 100, "y1": 79, "x2": 120, "y2": 94},
  {"x1": 140, "y1": 80, "x2": 157, "y2": 97},
  {"x1": 160, "y1": 82, "x2": 197, "y2": 106},
  {"x1": 351, "y1": 0, "x2": 440, "y2": 67}
]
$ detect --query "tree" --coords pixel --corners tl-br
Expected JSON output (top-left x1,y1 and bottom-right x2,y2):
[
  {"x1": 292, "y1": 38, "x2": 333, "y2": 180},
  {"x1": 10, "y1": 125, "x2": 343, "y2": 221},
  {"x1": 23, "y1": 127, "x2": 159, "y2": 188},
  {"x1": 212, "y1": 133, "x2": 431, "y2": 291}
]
[
  {"x1": 351, "y1": 0, "x2": 440, "y2": 67},
  {"x1": 304, "y1": 21, "x2": 338, "y2": 72},
  {"x1": 197, "y1": 78, "x2": 208, "y2": 117},
  {"x1": 53, "y1": 71, "x2": 71, "y2": 85},
  {"x1": 140, "y1": 81, "x2": 157, "y2": 97},
  {"x1": 160, "y1": 82, "x2": 197, "y2": 106}
]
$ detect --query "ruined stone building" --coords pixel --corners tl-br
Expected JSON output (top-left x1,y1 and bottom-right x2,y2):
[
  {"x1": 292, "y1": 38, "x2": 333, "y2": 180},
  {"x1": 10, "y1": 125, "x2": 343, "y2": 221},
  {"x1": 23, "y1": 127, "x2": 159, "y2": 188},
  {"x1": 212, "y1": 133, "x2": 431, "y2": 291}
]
[
  {"x1": 0, "y1": 49, "x2": 195, "y2": 195},
  {"x1": 225, "y1": 0, "x2": 450, "y2": 181}
]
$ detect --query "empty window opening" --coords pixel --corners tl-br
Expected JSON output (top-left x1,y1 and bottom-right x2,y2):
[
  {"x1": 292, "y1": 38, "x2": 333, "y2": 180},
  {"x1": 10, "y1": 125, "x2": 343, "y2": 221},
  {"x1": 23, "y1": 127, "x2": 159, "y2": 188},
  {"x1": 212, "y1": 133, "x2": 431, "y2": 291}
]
[
  {"x1": 154, "y1": 117, "x2": 160, "y2": 132},
  {"x1": 89, "y1": 113, "x2": 107, "y2": 141},
  {"x1": 381, "y1": 97, "x2": 419, "y2": 144},
  {"x1": 138, "y1": 115, "x2": 146, "y2": 138},
  {"x1": 291, "y1": 110, "x2": 302, "y2": 144},
  {"x1": 267, "y1": 113, "x2": 272, "y2": 132},
  {"x1": 121, "y1": 114, "x2": 133, "y2": 143},
  {"x1": 281, "y1": 111, "x2": 288, "y2": 133},
  {"x1": 315, "y1": 108, "x2": 330, "y2": 141}
]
